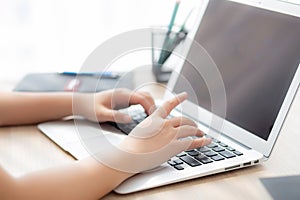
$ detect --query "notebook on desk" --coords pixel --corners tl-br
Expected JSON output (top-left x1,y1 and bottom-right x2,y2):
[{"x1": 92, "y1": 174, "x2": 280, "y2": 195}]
[
  {"x1": 14, "y1": 72, "x2": 134, "y2": 92},
  {"x1": 38, "y1": 0, "x2": 300, "y2": 194}
]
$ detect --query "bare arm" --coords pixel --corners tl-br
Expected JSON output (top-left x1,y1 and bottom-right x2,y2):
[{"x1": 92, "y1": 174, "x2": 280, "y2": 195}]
[
  {"x1": 0, "y1": 89, "x2": 153, "y2": 199},
  {"x1": 0, "y1": 158, "x2": 132, "y2": 200},
  {"x1": 0, "y1": 90, "x2": 211, "y2": 199},
  {"x1": 0, "y1": 92, "x2": 73, "y2": 126},
  {"x1": 0, "y1": 89, "x2": 155, "y2": 126}
]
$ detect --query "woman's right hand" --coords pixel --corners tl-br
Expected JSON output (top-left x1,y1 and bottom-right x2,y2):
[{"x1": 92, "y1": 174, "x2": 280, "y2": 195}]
[{"x1": 119, "y1": 92, "x2": 212, "y2": 173}]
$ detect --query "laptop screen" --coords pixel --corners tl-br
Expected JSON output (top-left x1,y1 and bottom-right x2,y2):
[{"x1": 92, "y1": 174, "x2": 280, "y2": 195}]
[{"x1": 173, "y1": 0, "x2": 300, "y2": 140}]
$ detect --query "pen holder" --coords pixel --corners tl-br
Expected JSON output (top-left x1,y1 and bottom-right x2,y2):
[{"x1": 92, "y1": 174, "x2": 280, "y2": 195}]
[{"x1": 151, "y1": 26, "x2": 187, "y2": 83}]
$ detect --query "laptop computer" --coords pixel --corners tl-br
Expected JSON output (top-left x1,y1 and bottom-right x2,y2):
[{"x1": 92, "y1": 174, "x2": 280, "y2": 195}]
[{"x1": 38, "y1": 0, "x2": 300, "y2": 194}]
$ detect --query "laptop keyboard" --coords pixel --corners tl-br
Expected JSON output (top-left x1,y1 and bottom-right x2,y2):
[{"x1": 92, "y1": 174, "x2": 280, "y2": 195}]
[
  {"x1": 110, "y1": 109, "x2": 244, "y2": 170},
  {"x1": 169, "y1": 138, "x2": 244, "y2": 170},
  {"x1": 109, "y1": 111, "x2": 148, "y2": 134}
]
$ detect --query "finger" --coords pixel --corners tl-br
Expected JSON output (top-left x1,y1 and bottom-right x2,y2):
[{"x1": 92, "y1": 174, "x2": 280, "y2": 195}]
[
  {"x1": 169, "y1": 116, "x2": 197, "y2": 128},
  {"x1": 181, "y1": 138, "x2": 212, "y2": 151},
  {"x1": 175, "y1": 125, "x2": 204, "y2": 139},
  {"x1": 129, "y1": 92, "x2": 156, "y2": 115},
  {"x1": 101, "y1": 109, "x2": 132, "y2": 123},
  {"x1": 137, "y1": 91, "x2": 157, "y2": 114},
  {"x1": 110, "y1": 88, "x2": 131, "y2": 108},
  {"x1": 156, "y1": 92, "x2": 188, "y2": 118}
]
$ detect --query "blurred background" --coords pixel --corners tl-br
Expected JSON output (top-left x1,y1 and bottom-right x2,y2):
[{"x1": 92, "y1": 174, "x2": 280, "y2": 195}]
[
  {"x1": 0, "y1": 0, "x2": 298, "y2": 84},
  {"x1": 0, "y1": 0, "x2": 201, "y2": 83}
]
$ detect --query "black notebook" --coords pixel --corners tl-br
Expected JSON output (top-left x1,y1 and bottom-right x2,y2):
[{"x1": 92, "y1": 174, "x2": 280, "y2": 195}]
[
  {"x1": 14, "y1": 72, "x2": 134, "y2": 93},
  {"x1": 260, "y1": 175, "x2": 300, "y2": 200}
]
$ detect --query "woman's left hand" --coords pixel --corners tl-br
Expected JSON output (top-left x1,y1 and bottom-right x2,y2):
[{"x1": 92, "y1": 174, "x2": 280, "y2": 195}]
[{"x1": 74, "y1": 88, "x2": 156, "y2": 123}]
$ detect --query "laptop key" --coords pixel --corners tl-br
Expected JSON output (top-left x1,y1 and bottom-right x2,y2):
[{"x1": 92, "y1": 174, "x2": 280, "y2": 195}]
[
  {"x1": 212, "y1": 146, "x2": 225, "y2": 152},
  {"x1": 110, "y1": 110, "x2": 148, "y2": 134},
  {"x1": 167, "y1": 160, "x2": 177, "y2": 166},
  {"x1": 186, "y1": 150, "x2": 200, "y2": 156},
  {"x1": 211, "y1": 155, "x2": 225, "y2": 161},
  {"x1": 132, "y1": 114, "x2": 142, "y2": 121},
  {"x1": 219, "y1": 142, "x2": 228, "y2": 147},
  {"x1": 219, "y1": 150, "x2": 236, "y2": 158},
  {"x1": 174, "y1": 165, "x2": 184, "y2": 170},
  {"x1": 180, "y1": 155, "x2": 202, "y2": 167},
  {"x1": 138, "y1": 112, "x2": 147, "y2": 118},
  {"x1": 176, "y1": 152, "x2": 187, "y2": 157},
  {"x1": 174, "y1": 159, "x2": 184, "y2": 165},
  {"x1": 213, "y1": 138, "x2": 221, "y2": 143},
  {"x1": 205, "y1": 135, "x2": 214, "y2": 139},
  {"x1": 204, "y1": 150, "x2": 218, "y2": 157},
  {"x1": 233, "y1": 150, "x2": 243, "y2": 156},
  {"x1": 114, "y1": 122, "x2": 137, "y2": 134},
  {"x1": 226, "y1": 146, "x2": 235, "y2": 151},
  {"x1": 197, "y1": 146, "x2": 210, "y2": 153},
  {"x1": 207, "y1": 143, "x2": 218, "y2": 148},
  {"x1": 135, "y1": 118, "x2": 145, "y2": 123},
  {"x1": 194, "y1": 154, "x2": 213, "y2": 164}
]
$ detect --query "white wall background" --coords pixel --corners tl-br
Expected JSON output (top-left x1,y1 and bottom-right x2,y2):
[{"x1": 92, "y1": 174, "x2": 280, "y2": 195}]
[{"x1": 0, "y1": 0, "x2": 200, "y2": 82}]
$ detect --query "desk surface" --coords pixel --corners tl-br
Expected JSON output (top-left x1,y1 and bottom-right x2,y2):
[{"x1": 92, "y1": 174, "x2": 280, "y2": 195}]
[{"x1": 0, "y1": 69, "x2": 300, "y2": 200}]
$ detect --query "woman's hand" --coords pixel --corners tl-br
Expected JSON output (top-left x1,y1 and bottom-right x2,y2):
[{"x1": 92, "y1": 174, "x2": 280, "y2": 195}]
[
  {"x1": 118, "y1": 92, "x2": 211, "y2": 173},
  {"x1": 74, "y1": 88, "x2": 156, "y2": 123}
]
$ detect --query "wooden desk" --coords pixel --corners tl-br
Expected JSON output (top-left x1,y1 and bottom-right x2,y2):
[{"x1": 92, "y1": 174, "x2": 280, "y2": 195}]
[{"x1": 0, "y1": 70, "x2": 300, "y2": 200}]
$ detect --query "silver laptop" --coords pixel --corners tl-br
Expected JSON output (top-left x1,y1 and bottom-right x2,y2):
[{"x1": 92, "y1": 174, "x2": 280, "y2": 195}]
[{"x1": 38, "y1": 0, "x2": 300, "y2": 194}]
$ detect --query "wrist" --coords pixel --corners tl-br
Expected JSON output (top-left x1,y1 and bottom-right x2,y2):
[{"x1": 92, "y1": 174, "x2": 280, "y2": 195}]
[
  {"x1": 79, "y1": 157, "x2": 135, "y2": 190},
  {"x1": 71, "y1": 93, "x2": 95, "y2": 120}
]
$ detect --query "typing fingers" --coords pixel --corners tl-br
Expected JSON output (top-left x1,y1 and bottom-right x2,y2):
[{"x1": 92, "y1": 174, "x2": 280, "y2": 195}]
[
  {"x1": 155, "y1": 92, "x2": 188, "y2": 118},
  {"x1": 175, "y1": 125, "x2": 205, "y2": 139},
  {"x1": 180, "y1": 137, "x2": 212, "y2": 151},
  {"x1": 169, "y1": 116, "x2": 197, "y2": 127},
  {"x1": 129, "y1": 91, "x2": 156, "y2": 115}
]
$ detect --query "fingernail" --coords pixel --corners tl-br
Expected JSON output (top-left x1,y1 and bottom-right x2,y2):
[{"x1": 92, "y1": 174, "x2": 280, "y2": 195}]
[
  {"x1": 178, "y1": 92, "x2": 188, "y2": 97},
  {"x1": 149, "y1": 105, "x2": 157, "y2": 114}
]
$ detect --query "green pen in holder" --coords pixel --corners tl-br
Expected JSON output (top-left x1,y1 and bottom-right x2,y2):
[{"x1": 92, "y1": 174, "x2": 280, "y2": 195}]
[
  {"x1": 151, "y1": 26, "x2": 187, "y2": 83},
  {"x1": 152, "y1": 1, "x2": 192, "y2": 82}
]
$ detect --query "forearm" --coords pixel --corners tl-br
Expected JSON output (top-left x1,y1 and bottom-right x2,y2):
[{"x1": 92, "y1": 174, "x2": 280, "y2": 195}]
[
  {"x1": 0, "y1": 92, "x2": 73, "y2": 126},
  {"x1": 2, "y1": 158, "x2": 133, "y2": 200}
]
